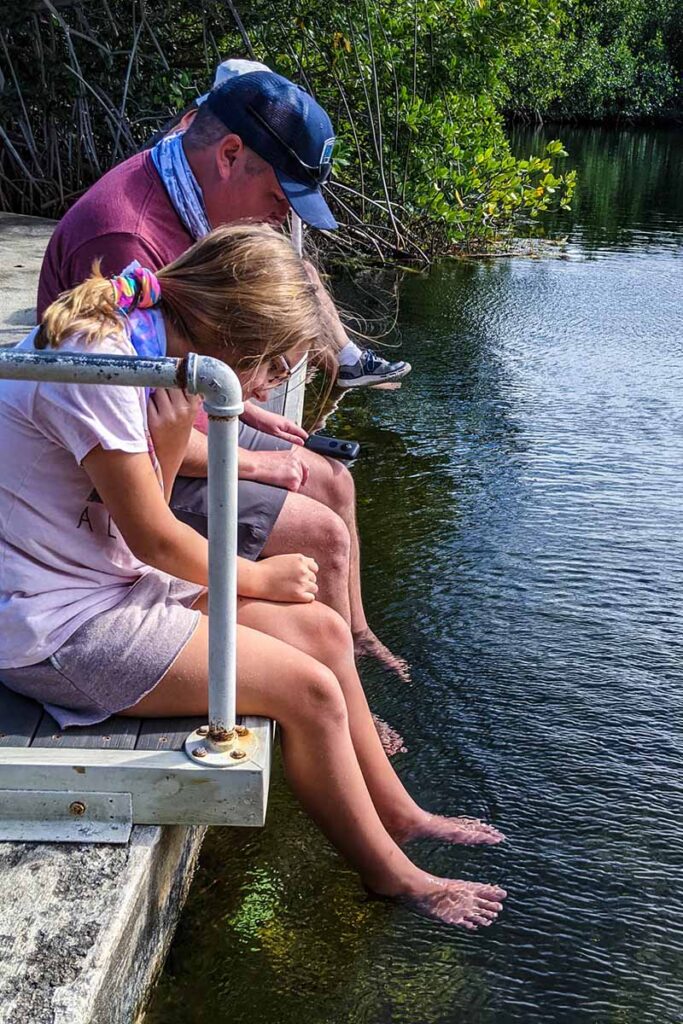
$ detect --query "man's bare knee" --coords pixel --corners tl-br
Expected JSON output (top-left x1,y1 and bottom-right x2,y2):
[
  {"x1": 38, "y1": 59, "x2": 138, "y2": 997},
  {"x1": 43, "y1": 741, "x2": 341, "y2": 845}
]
[
  {"x1": 291, "y1": 602, "x2": 353, "y2": 660},
  {"x1": 265, "y1": 495, "x2": 350, "y2": 572},
  {"x1": 312, "y1": 508, "x2": 350, "y2": 574},
  {"x1": 327, "y1": 460, "x2": 355, "y2": 513}
]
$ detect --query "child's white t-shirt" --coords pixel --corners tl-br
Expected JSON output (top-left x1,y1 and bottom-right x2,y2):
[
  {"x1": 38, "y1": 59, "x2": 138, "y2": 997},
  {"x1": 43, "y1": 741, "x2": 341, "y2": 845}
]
[{"x1": 0, "y1": 317, "x2": 164, "y2": 668}]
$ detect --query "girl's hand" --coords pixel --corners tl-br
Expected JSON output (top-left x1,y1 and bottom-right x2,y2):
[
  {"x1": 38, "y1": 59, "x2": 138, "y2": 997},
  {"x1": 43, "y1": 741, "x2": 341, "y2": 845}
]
[
  {"x1": 240, "y1": 402, "x2": 308, "y2": 446},
  {"x1": 147, "y1": 389, "x2": 202, "y2": 498},
  {"x1": 240, "y1": 553, "x2": 319, "y2": 603},
  {"x1": 148, "y1": 389, "x2": 201, "y2": 457}
]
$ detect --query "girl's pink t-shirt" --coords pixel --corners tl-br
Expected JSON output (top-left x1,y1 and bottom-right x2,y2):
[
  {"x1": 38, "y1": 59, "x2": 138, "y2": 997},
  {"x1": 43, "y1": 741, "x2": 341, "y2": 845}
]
[{"x1": 0, "y1": 325, "x2": 156, "y2": 669}]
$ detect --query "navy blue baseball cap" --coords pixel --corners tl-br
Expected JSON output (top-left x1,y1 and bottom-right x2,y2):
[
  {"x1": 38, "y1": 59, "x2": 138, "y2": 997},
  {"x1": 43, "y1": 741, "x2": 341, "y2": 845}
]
[{"x1": 206, "y1": 71, "x2": 338, "y2": 231}]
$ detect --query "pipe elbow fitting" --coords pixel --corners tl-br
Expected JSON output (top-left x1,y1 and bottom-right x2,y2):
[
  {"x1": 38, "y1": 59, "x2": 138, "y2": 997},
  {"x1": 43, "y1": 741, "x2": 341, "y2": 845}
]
[{"x1": 185, "y1": 353, "x2": 244, "y2": 418}]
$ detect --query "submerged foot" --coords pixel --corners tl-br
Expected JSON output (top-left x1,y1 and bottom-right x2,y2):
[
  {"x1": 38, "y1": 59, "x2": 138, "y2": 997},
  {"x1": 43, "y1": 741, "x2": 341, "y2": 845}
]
[
  {"x1": 369, "y1": 875, "x2": 507, "y2": 930},
  {"x1": 372, "y1": 714, "x2": 407, "y2": 757},
  {"x1": 401, "y1": 813, "x2": 505, "y2": 846},
  {"x1": 354, "y1": 629, "x2": 411, "y2": 682}
]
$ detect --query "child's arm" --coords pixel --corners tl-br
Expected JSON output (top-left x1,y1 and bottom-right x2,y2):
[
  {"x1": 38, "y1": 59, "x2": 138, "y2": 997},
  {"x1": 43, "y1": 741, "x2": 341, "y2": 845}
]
[
  {"x1": 147, "y1": 388, "x2": 202, "y2": 501},
  {"x1": 82, "y1": 446, "x2": 318, "y2": 602}
]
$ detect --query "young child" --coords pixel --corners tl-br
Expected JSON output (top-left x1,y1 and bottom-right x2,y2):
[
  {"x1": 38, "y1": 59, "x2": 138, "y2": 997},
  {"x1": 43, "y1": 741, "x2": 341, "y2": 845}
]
[{"x1": 0, "y1": 224, "x2": 506, "y2": 927}]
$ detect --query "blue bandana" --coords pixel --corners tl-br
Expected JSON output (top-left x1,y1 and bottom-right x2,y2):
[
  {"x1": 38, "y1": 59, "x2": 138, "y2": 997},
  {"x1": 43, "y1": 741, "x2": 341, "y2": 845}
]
[{"x1": 151, "y1": 133, "x2": 211, "y2": 241}]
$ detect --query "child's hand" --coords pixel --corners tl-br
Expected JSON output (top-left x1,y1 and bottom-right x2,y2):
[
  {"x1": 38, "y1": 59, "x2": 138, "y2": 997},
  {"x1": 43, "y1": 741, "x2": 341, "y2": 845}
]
[
  {"x1": 242, "y1": 553, "x2": 319, "y2": 603},
  {"x1": 148, "y1": 388, "x2": 201, "y2": 464}
]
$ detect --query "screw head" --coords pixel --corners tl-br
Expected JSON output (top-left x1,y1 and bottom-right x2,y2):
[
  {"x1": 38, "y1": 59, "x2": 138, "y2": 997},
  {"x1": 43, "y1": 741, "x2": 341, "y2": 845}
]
[
  {"x1": 197, "y1": 725, "x2": 209, "y2": 737},
  {"x1": 192, "y1": 746, "x2": 207, "y2": 758},
  {"x1": 69, "y1": 801, "x2": 87, "y2": 816},
  {"x1": 230, "y1": 749, "x2": 247, "y2": 760},
  {"x1": 234, "y1": 725, "x2": 249, "y2": 738}
]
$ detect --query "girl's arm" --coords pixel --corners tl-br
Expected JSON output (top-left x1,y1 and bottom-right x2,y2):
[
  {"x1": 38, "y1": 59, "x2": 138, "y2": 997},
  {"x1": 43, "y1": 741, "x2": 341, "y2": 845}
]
[
  {"x1": 147, "y1": 388, "x2": 202, "y2": 501},
  {"x1": 81, "y1": 446, "x2": 318, "y2": 602}
]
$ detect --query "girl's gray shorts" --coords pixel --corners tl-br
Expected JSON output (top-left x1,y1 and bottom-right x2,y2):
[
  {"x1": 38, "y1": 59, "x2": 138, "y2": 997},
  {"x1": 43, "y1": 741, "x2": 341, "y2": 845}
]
[{"x1": 0, "y1": 572, "x2": 205, "y2": 730}]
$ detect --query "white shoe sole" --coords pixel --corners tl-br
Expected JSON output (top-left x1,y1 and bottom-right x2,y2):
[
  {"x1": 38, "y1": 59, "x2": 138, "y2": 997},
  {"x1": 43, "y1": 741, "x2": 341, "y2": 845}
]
[{"x1": 336, "y1": 362, "x2": 412, "y2": 389}]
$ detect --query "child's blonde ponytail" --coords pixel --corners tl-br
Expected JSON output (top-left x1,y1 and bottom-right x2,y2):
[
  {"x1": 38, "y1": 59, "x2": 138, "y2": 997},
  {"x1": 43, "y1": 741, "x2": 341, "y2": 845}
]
[{"x1": 35, "y1": 262, "x2": 124, "y2": 350}]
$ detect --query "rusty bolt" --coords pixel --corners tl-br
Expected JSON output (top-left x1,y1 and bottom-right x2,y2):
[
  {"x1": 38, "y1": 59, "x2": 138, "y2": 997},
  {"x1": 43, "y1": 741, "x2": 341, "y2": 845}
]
[
  {"x1": 234, "y1": 725, "x2": 249, "y2": 738},
  {"x1": 197, "y1": 725, "x2": 209, "y2": 737},
  {"x1": 230, "y1": 749, "x2": 247, "y2": 760},
  {"x1": 69, "y1": 801, "x2": 87, "y2": 816},
  {"x1": 211, "y1": 728, "x2": 235, "y2": 743},
  {"x1": 192, "y1": 746, "x2": 207, "y2": 759}
]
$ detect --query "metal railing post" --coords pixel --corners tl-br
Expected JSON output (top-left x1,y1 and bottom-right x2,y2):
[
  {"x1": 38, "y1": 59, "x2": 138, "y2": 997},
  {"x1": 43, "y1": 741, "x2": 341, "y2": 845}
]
[
  {"x1": 183, "y1": 355, "x2": 248, "y2": 766},
  {"x1": 0, "y1": 349, "x2": 247, "y2": 768}
]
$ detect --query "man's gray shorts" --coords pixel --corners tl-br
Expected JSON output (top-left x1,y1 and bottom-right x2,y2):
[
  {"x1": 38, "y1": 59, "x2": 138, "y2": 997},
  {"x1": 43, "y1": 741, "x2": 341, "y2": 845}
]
[{"x1": 170, "y1": 421, "x2": 292, "y2": 561}]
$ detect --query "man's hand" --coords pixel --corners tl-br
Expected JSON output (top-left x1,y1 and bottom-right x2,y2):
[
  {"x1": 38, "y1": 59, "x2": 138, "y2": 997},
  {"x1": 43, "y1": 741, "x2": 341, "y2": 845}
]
[
  {"x1": 240, "y1": 449, "x2": 310, "y2": 492},
  {"x1": 241, "y1": 402, "x2": 308, "y2": 446}
]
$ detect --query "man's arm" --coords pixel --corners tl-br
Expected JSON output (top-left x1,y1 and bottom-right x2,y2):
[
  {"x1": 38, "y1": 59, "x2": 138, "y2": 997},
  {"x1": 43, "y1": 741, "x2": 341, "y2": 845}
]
[{"x1": 178, "y1": 426, "x2": 309, "y2": 492}]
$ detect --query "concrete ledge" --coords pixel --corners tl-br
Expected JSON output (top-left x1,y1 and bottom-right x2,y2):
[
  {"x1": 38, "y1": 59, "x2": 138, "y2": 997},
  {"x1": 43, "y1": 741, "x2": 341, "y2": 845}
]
[
  {"x1": 0, "y1": 212, "x2": 55, "y2": 345},
  {"x1": 0, "y1": 825, "x2": 205, "y2": 1024}
]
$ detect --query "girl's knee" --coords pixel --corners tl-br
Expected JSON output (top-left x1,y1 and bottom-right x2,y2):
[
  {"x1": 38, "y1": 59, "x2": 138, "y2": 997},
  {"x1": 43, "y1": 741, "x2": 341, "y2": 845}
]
[
  {"x1": 299, "y1": 662, "x2": 347, "y2": 727},
  {"x1": 295, "y1": 600, "x2": 351, "y2": 647}
]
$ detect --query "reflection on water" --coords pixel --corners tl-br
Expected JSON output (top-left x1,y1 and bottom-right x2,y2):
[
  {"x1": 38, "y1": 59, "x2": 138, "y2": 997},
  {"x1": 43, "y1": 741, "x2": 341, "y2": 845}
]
[
  {"x1": 147, "y1": 128, "x2": 683, "y2": 1024},
  {"x1": 510, "y1": 125, "x2": 683, "y2": 257}
]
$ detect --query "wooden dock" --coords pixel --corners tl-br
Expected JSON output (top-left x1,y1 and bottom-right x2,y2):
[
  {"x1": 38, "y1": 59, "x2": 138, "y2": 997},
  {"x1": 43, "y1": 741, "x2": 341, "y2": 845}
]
[{"x1": 0, "y1": 213, "x2": 295, "y2": 1022}]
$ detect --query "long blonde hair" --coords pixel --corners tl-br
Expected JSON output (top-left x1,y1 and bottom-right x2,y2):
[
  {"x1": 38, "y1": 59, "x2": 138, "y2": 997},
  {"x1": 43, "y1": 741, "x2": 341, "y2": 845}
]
[{"x1": 37, "y1": 224, "x2": 331, "y2": 378}]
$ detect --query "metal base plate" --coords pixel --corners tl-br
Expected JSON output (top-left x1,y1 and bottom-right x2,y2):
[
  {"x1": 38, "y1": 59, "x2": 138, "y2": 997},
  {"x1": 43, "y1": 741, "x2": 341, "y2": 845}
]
[
  {"x1": 184, "y1": 726, "x2": 259, "y2": 768},
  {"x1": 0, "y1": 790, "x2": 132, "y2": 843}
]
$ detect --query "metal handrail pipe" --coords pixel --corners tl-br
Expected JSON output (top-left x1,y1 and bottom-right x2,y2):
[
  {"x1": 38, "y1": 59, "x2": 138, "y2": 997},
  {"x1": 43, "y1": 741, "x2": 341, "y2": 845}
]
[
  {"x1": 185, "y1": 354, "x2": 244, "y2": 739},
  {"x1": 0, "y1": 349, "x2": 244, "y2": 743}
]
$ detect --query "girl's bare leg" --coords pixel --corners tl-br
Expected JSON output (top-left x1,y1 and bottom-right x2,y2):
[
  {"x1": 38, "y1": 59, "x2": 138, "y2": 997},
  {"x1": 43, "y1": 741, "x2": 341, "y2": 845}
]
[
  {"x1": 123, "y1": 614, "x2": 506, "y2": 929},
  {"x1": 234, "y1": 597, "x2": 505, "y2": 847}
]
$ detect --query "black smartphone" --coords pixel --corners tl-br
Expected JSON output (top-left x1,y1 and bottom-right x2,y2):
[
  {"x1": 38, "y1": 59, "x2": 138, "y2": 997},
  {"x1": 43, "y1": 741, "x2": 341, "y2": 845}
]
[{"x1": 304, "y1": 434, "x2": 361, "y2": 461}]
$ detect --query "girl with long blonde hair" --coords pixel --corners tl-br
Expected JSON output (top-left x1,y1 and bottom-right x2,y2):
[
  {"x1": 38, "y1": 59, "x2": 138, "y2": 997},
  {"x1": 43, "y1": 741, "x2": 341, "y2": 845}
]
[{"x1": 0, "y1": 224, "x2": 506, "y2": 927}]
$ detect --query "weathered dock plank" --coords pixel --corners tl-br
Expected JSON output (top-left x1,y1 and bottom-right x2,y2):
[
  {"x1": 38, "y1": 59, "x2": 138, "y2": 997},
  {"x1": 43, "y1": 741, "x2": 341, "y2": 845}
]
[
  {"x1": 0, "y1": 688, "x2": 43, "y2": 747},
  {"x1": 32, "y1": 712, "x2": 142, "y2": 749}
]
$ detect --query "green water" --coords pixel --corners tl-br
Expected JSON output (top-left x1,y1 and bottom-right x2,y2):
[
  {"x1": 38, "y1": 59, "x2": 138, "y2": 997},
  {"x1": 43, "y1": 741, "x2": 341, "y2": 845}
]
[{"x1": 147, "y1": 127, "x2": 683, "y2": 1024}]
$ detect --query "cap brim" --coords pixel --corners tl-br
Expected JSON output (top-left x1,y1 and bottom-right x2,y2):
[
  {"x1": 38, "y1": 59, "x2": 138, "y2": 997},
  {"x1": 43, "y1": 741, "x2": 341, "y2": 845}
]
[{"x1": 276, "y1": 170, "x2": 338, "y2": 231}]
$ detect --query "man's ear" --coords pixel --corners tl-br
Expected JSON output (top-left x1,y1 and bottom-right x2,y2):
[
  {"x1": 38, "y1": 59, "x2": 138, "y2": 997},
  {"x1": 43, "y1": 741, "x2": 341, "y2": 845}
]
[
  {"x1": 216, "y1": 133, "x2": 244, "y2": 180},
  {"x1": 177, "y1": 107, "x2": 199, "y2": 133}
]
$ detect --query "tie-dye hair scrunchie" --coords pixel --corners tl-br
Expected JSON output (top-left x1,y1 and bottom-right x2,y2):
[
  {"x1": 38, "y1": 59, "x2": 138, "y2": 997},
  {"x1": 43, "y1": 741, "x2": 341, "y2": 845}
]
[{"x1": 110, "y1": 266, "x2": 161, "y2": 313}]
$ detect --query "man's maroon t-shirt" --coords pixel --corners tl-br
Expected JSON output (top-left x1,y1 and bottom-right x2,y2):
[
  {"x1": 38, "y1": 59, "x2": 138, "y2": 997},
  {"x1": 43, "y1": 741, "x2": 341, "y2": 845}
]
[{"x1": 37, "y1": 150, "x2": 193, "y2": 318}]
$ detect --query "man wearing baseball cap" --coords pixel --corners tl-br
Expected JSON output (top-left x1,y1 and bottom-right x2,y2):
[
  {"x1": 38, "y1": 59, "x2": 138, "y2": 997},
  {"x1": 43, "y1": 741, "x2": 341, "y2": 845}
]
[
  {"x1": 154, "y1": 59, "x2": 411, "y2": 391},
  {"x1": 37, "y1": 66, "x2": 408, "y2": 679}
]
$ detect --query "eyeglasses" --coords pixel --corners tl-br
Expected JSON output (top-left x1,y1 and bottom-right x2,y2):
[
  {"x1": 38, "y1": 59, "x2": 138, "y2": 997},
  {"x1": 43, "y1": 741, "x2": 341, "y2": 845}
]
[
  {"x1": 266, "y1": 354, "x2": 293, "y2": 385},
  {"x1": 246, "y1": 105, "x2": 333, "y2": 187},
  {"x1": 265, "y1": 353, "x2": 307, "y2": 386}
]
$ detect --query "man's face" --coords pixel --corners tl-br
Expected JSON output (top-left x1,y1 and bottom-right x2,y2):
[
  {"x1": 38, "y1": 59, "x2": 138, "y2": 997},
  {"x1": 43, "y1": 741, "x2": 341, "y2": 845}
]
[{"x1": 203, "y1": 139, "x2": 290, "y2": 229}]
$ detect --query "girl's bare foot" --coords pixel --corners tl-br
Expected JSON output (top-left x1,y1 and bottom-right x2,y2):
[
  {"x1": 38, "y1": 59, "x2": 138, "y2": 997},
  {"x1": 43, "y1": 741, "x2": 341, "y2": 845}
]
[
  {"x1": 371, "y1": 713, "x2": 407, "y2": 757},
  {"x1": 399, "y1": 813, "x2": 505, "y2": 846},
  {"x1": 369, "y1": 874, "x2": 507, "y2": 929},
  {"x1": 354, "y1": 628, "x2": 411, "y2": 682}
]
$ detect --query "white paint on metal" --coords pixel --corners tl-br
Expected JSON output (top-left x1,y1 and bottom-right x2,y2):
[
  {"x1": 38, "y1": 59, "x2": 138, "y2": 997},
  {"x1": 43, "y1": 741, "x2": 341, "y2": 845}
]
[
  {"x1": 185, "y1": 353, "x2": 243, "y2": 741},
  {"x1": 0, "y1": 790, "x2": 133, "y2": 844},
  {"x1": 0, "y1": 716, "x2": 273, "y2": 828},
  {"x1": 291, "y1": 211, "x2": 303, "y2": 256}
]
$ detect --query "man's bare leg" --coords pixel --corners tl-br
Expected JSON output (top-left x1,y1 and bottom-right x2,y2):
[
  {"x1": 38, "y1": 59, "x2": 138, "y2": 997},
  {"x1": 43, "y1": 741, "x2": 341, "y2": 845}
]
[{"x1": 291, "y1": 448, "x2": 410, "y2": 680}]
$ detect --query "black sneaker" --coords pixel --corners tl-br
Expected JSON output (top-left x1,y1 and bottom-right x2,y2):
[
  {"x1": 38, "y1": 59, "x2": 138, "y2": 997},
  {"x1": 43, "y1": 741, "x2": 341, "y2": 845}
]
[{"x1": 336, "y1": 348, "x2": 411, "y2": 389}]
